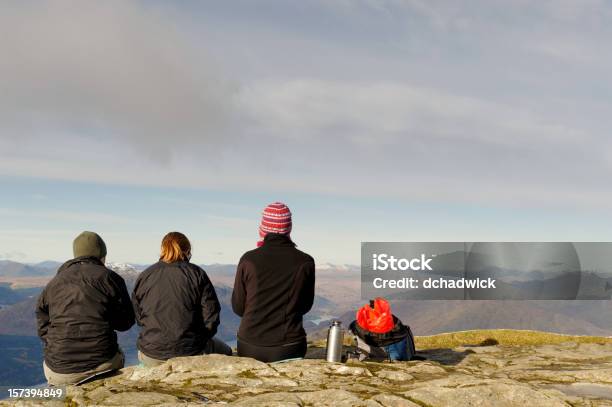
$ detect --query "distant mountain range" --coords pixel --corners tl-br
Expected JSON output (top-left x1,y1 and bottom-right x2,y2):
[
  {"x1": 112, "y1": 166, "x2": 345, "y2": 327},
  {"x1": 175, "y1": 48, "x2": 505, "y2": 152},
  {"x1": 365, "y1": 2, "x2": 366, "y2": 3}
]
[
  {"x1": 0, "y1": 260, "x2": 61, "y2": 278},
  {"x1": 0, "y1": 259, "x2": 611, "y2": 388},
  {"x1": 320, "y1": 300, "x2": 612, "y2": 339}
]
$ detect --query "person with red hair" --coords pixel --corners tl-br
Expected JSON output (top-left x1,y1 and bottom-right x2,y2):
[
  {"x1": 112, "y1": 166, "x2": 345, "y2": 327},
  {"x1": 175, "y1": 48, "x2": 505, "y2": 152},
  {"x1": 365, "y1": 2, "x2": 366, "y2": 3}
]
[{"x1": 132, "y1": 232, "x2": 231, "y2": 367}]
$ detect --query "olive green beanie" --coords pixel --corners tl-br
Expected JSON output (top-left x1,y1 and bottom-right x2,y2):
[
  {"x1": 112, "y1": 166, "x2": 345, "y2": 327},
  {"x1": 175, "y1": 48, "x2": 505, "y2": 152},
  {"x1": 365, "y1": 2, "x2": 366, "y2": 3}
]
[{"x1": 73, "y1": 231, "x2": 107, "y2": 259}]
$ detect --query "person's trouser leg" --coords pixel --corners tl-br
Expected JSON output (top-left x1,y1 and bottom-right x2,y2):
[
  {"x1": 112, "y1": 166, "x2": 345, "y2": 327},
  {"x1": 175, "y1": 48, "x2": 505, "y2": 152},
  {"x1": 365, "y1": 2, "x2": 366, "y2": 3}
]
[
  {"x1": 204, "y1": 337, "x2": 232, "y2": 356},
  {"x1": 237, "y1": 338, "x2": 306, "y2": 363},
  {"x1": 44, "y1": 349, "x2": 125, "y2": 386},
  {"x1": 138, "y1": 339, "x2": 231, "y2": 368},
  {"x1": 137, "y1": 350, "x2": 166, "y2": 368}
]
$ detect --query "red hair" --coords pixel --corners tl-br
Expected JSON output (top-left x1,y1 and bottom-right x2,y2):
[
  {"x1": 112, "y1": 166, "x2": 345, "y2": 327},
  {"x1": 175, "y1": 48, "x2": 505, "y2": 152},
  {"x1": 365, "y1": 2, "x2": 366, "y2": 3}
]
[{"x1": 160, "y1": 232, "x2": 191, "y2": 263}]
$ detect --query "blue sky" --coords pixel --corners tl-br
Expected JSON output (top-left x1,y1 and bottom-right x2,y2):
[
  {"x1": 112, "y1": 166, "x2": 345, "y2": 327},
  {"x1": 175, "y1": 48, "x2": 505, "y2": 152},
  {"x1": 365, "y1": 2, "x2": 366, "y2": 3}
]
[
  {"x1": 2, "y1": 175, "x2": 611, "y2": 264},
  {"x1": 1, "y1": 1, "x2": 612, "y2": 264}
]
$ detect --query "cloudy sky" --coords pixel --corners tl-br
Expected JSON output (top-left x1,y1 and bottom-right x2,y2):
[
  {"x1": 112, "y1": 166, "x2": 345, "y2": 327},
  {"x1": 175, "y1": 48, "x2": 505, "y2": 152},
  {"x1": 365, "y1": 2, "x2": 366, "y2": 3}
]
[{"x1": 1, "y1": 0, "x2": 611, "y2": 265}]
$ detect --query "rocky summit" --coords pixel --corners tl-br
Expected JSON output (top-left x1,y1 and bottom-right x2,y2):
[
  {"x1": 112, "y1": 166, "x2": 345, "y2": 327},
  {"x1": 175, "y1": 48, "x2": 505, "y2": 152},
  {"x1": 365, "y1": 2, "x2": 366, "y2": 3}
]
[{"x1": 3, "y1": 341, "x2": 612, "y2": 407}]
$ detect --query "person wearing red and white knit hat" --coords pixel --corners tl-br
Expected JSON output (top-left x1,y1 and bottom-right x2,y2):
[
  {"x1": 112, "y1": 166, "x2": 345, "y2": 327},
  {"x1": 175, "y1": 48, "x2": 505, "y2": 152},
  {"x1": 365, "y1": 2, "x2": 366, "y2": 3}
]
[
  {"x1": 257, "y1": 202, "x2": 292, "y2": 247},
  {"x1": 232, "y1": 202, "x2": 316, "y2": 362}
]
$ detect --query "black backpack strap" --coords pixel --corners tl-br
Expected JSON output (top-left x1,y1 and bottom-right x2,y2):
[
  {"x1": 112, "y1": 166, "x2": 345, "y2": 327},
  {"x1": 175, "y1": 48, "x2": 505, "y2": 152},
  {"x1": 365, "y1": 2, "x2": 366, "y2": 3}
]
[{"x1": 405, "y1": 325, "x2": 416, "y2": 358}]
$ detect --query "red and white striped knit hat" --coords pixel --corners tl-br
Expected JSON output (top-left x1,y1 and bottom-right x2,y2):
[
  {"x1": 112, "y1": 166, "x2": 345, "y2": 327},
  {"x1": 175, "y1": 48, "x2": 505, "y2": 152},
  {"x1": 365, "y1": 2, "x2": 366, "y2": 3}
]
[{"x1": 258, "y1": 202, "x2": 292, "y2": 247}]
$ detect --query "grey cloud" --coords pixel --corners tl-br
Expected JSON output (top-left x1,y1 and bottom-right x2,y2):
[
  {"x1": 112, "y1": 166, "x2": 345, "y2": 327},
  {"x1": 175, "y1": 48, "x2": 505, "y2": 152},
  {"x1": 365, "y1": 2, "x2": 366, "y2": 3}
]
[
  {"x1": 1, "y1": 0, "x2": 612, "y2": 211},
  {"x1": 0, "y1": 0, "x2": 234, "y2": 158},
  {"x1": 237, "y1": 79, "x2": 589, "y2": 147}
]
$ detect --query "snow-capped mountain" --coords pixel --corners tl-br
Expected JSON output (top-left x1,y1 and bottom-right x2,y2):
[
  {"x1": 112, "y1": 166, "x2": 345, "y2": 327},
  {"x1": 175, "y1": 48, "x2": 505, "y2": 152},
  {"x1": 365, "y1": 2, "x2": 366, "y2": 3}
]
[
  {"x1": 316, "y1": 262, "x2": 359, "y2": 272},
  {"x1": 105, "y1": 262, "x2": 141, "y2": 284},
  {"x1": 105, "y1": 262, "x2": 138, "y2": 273}
]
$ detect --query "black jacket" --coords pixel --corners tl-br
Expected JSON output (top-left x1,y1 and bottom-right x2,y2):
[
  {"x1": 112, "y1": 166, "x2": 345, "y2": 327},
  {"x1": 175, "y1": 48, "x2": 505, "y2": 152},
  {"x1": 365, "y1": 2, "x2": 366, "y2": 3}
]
[
  {"x1": 132, "y1": 261, "x2": 220, "y2": 360},
  {"x1": 232, "y1": 234, "x2": 315, "y2": 346},
  {"x1": 36, "y1": 257, "x2": 135, "y2": 374}
]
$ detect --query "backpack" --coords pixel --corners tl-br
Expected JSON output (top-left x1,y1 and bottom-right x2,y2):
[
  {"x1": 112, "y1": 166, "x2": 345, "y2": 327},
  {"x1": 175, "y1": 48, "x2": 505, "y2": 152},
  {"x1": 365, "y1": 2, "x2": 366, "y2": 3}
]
[{"x1": 349, "y1": 318, "x2": 417, "y2": 361}]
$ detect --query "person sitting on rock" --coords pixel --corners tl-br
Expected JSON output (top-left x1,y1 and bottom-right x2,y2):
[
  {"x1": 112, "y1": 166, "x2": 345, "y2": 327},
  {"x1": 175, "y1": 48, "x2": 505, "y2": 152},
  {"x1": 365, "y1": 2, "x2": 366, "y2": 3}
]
[
  {"x1": 232, "y1": 202, "x2": 315, "y2": 363},
  {"x1": 132, "y1": 232, "x2": 231, "y2": 367},
  {"x1": 349, "y1": 298, "x2": 420, "y2": 361},
  {"x1": 36, "y1": 231, "x2": 135, "y2": 385}
]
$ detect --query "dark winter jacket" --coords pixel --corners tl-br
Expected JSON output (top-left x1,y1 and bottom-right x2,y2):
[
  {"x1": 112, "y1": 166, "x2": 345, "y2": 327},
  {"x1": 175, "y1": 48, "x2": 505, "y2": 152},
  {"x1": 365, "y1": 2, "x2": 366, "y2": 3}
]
[
  {"x1": 232, "y1": 234, "x2": 315, "y2": 346},
  {"x1": 132, "y1": 261, "x2": 220, "y2": 360},
  {"x1": 36, "y1": 257, "x2": 135, "y2": 374}
]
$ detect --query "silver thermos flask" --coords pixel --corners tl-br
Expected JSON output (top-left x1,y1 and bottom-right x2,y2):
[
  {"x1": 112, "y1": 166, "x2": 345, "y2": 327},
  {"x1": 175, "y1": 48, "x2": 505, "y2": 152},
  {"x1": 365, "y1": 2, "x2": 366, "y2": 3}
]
[{"x1": 326, "y1": 320, "x2": 344, "y2": 362}]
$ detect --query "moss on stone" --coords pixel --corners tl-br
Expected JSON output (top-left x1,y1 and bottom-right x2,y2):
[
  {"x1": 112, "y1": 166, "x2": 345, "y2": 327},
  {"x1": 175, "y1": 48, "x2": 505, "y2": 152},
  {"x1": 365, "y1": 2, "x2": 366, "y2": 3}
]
[
  {"x1": 237, "y1": 369, "x2": 259, "y2": 379},
  {"x1": 415, "y1": 329, "x2": 612, "y2": 350}
]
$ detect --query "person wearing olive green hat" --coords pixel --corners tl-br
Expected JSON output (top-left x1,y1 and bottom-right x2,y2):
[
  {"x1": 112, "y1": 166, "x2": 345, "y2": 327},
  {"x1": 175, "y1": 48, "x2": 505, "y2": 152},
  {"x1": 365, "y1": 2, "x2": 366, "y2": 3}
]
[
  {"x1": 73, "y1": 231, "x2": 107, "y2": 261},
  {"x1": 36, "y1": 231, "x2": 134, "y2": 385}
]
